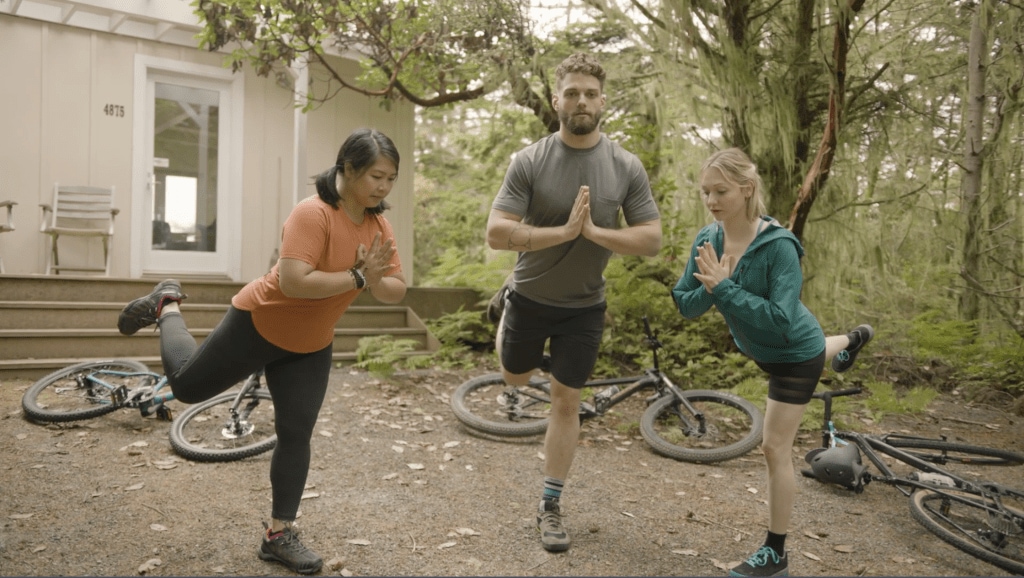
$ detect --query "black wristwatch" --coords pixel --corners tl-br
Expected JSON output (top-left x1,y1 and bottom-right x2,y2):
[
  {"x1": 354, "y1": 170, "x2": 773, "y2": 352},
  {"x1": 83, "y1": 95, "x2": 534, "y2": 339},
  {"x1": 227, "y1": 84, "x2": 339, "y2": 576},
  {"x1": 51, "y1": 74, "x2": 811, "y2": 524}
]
[{"x1": 350, "y1": 268, "x2": 366, "y2": 290}]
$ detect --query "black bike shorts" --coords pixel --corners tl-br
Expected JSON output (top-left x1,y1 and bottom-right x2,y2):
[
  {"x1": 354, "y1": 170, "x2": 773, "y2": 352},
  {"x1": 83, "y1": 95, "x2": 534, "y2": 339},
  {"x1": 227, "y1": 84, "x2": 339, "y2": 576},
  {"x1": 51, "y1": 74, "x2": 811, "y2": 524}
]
[
  {"x1": 755, "y1": 349, "x2": 826, "y2": 405},
  {"x1": 500, "y1": 290, "x2": 606, "y2": 389}
]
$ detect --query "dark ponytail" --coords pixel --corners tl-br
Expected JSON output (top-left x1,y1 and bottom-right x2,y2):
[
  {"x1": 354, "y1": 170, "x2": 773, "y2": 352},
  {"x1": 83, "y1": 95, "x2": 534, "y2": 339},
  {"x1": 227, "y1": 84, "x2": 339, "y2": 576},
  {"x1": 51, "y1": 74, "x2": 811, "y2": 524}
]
[{"x1": 314, "y1": 128, "x2": 400, "y2": 214}]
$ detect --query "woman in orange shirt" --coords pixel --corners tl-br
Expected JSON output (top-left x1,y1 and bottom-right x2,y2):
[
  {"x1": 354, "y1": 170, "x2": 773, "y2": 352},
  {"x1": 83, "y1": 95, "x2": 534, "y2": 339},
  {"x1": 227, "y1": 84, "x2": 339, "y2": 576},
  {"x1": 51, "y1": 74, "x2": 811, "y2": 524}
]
[{"x1": 117, "y1": 128, "x2": 407, "y2": 575}]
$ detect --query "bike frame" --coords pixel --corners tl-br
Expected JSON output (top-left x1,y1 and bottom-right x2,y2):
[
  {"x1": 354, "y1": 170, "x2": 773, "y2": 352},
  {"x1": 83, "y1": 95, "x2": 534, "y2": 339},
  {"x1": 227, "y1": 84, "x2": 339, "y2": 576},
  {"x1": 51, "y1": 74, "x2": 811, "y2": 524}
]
[
  {"x1": 815, "y1": 388, "x2": 1022, "y2": 531},
  {"x1": 81, "y1": 369, "x2": 174, "y2": 417}
]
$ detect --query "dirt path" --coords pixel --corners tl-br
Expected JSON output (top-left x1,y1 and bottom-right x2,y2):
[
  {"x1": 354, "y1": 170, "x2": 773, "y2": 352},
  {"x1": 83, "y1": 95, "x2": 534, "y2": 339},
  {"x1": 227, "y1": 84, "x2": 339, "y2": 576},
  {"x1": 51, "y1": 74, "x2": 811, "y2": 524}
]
[{"x1": 1, "y1": 365, "x2": 1022, "y2": 576}]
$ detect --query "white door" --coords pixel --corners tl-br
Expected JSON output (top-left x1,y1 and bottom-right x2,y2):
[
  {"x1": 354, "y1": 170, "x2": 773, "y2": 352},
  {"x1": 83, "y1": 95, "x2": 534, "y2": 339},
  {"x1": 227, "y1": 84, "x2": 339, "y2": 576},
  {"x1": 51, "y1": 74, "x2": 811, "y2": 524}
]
[{"x1": 132, "y1": 56, "x2": 243, "y2": 280}]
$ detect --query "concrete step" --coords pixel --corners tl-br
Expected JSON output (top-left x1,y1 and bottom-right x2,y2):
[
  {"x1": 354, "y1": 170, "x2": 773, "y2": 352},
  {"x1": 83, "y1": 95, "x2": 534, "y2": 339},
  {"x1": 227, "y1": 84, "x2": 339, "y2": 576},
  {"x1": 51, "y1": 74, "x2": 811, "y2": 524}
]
[
  {"x1": 0, "y1": 326, "x2": 431, "y2": 360},
  {"x1": 0, "y1": 301, "x2": 414, "y2": 330}
]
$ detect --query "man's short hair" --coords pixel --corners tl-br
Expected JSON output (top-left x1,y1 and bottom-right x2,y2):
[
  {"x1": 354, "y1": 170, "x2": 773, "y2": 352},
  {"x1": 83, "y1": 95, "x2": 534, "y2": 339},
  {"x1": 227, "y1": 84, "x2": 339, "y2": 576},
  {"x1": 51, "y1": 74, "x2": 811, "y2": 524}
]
[{"x1": 555, "y1": 53, "x2": 606, "y2": 89}]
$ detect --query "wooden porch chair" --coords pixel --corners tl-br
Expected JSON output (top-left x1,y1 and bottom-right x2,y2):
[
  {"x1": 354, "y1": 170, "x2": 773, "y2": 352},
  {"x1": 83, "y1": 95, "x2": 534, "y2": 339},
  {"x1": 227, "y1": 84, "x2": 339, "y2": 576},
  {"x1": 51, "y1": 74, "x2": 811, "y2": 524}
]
[
  {"x1": 39, "y1": 184, "x2": 119, "y2": 275},
  {"x1": 0, "y1": 200, "x2": 15, "y2": 273}
]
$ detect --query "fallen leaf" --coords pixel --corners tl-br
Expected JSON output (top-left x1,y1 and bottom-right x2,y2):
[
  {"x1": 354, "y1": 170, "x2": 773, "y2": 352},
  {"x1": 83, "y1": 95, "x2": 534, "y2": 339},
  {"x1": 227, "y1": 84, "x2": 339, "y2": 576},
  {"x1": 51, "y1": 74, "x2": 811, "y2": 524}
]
[
  {"x1": 391, "y1": 445, "x2": 405, "y2": 453},
  {"x1": 621, "y1": 512, "x2": 635, "y2": 518},
  {"x1": 138, "y1": 558, "x2": 161, "y2": 574},
  {"x1": 341, "y1": 569, "x2": 354, "y2": 576},
  {"x1": 301, "y1": 492, "x2": 320, "y2": 500},
  {"x1": 319, "y1": 430, "x2": 334, "y2": 437},
  {"x1": 33, "y1": 545, "x2": 46, "y2": 553},
  {"x1": 407, "y1": 463, "x2": 425, "y2": 470},
  {"x1": 803, "y1": 531, "x2": 823, "y2": 540},
  {"x1": 802, "y1": 552, "x2": 821, "y2": 561},
  {"x1": 746, "y1": 487, "x2": 758, "y2": 494},
  {"x1": 834, "y1": 545, "x2": 854, "y2": 553},
  {"x1": 16, "y1": 433, "x2": 27, "y2": 440},
  {"x1": 346, "y1": 539, "x2": 371, "y2": 546},
  {"x1": 150, "y1": 524, "x2": 167, "y2": 532},
  {"x1": 672, "y1": 549, "x2": 698, "y2": 556},
  {"x1": 9, "y1": 513, "x2": 33, "y2": 520},
  {"x1": 382, "y1": 473, "x2": 399, "y2": 480},
  {"x1": 455, "y1": 528, "x2": 481, "y2": 536},
  {"x1": 437, "y1": 541, "x2": 457, "y2": 549},
  {"x1": 711, "y1": 559, "x2": 732, "y2": 571},
  {"x1": 443, "y1": 441, "x2": 460, "y2": 448},
  {"x1": 125, "y1": 483, "x2": 145, "y2": 491}
]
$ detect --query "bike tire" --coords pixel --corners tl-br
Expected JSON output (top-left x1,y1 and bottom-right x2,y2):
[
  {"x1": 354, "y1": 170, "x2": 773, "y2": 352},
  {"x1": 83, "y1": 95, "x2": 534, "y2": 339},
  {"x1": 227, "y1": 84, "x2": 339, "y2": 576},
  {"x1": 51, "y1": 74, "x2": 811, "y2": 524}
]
[
  {"x1": 909, "y1": 487, "x2": 1024, "y2": 575},
  {"x1": 22, "y1": 359, "x2": 152, "y2": 423},
  {"x1": 169, "y1": 389, "x2": 277, "y2": 462},
  {"x1": 641, "y1": 390, "x2": 764, "y2": 463},
  {"x1": 885, "y1": 436, "x2": 1024, "y2": 467},
  {"x1": 450, "y1": 373, "x2": 552, "y2": 437}
]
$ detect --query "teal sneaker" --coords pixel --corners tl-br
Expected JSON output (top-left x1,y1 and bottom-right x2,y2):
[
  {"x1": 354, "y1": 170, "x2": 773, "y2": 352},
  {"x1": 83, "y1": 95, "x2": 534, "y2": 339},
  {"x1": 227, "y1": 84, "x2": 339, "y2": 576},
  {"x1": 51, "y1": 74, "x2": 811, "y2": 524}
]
[{"x1": 729, "y1": 546, "x2": 788, "y2": 576}]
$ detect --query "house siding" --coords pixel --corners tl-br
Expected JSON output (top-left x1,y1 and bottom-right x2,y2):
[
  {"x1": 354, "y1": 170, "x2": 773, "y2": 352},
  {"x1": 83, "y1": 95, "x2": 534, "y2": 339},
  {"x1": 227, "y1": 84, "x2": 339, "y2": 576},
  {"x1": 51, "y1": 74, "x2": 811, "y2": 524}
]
[{"x1": 0, "y1": 13, "x2": 415, "y2": 283}]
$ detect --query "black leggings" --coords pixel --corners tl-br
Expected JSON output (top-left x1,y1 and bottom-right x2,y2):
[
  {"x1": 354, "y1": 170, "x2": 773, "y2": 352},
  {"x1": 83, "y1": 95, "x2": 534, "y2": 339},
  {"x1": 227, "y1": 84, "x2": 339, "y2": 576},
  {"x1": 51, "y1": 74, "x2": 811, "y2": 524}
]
[{"x1": 158, "y1": 306, "x2": 331, "y2": 522}]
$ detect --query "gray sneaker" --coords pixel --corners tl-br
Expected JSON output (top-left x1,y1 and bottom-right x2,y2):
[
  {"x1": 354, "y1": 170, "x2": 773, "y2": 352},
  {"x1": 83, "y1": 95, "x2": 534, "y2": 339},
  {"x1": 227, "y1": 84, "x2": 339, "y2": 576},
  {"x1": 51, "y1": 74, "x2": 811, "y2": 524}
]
[
  {"x1": 117, "y1": 279, "x2": 186, "y2": 335},
  {"x1": 258, "y1": 522, "x2": 323, "y2": 575},
  {"x1": 537, "y1": 499, "x2": 570, "y2": 552}
]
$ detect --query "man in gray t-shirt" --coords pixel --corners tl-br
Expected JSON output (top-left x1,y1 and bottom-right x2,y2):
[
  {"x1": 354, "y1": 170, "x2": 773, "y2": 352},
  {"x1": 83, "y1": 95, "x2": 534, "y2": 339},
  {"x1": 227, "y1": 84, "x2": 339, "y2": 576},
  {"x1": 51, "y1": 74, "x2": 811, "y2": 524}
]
[{"x1": 486, "y1": 52, "x2": 662, "y2": 554}]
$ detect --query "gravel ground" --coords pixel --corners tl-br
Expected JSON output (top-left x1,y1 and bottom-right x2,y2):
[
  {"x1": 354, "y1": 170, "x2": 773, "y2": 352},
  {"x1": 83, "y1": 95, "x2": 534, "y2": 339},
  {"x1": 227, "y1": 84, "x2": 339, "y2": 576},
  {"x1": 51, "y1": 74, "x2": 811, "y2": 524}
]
[{"x1": 1, "y1": 362, "x2": 1022, "y2": 576}]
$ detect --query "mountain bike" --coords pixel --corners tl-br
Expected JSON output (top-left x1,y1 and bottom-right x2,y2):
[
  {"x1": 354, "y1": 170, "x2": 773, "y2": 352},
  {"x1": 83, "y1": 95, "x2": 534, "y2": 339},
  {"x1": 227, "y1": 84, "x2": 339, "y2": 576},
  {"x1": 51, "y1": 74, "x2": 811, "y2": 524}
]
[
  {"x1": 21, "y1": 359, "x2": 277, "y2": 462},
  {"x1": 802, "y1": 386, "x2": 1024, "y2": 574},
  {"x1": 450, "y1": 317, "x2": 764, "y2": 463}
]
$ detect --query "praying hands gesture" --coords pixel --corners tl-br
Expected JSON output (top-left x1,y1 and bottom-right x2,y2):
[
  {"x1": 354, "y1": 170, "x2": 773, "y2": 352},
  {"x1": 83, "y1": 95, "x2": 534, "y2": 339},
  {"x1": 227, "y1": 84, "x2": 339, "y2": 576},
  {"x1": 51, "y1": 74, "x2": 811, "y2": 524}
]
[
  {"x1": 692, "y1": 242, "x2": 732, "y2": 294},
  {"x1": 356, "y1": 232, "x2": 396, "y2": 288}
]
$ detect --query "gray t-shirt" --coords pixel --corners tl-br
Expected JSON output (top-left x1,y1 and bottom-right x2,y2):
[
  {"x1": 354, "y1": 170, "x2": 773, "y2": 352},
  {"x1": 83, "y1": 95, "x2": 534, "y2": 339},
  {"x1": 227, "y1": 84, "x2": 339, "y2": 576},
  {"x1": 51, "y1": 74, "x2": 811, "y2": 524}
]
[{"x1": 492, "y1": 133, "x2": 660, "y2": 308}]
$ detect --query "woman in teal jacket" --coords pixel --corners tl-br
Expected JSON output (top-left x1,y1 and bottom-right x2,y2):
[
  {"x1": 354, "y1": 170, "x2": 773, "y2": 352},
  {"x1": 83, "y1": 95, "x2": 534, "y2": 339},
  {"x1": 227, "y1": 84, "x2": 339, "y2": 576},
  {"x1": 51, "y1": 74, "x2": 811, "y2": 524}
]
[{"x1": 672, "y1": 148, "x2": 873, "y2": 577}]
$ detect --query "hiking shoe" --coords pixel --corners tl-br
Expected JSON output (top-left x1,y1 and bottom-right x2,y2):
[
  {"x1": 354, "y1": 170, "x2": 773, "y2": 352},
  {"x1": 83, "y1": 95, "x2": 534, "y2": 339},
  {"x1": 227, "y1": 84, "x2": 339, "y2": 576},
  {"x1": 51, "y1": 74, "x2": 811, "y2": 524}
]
[
  {"x1": 117, "y1": 279, "x2": 186, "y2": 335},
  {"x1": 831, "y1": 324, "x2": 874, "y2": 373},
  {"x1": 537, "y1": 499, "x2": 570, "y2": 552},
  {"x1": 729, "y1": 546, "x2": 788, "y2": 577},
  {"x1": 258, "y1": 522, "x2": 323, "y2": 575}
]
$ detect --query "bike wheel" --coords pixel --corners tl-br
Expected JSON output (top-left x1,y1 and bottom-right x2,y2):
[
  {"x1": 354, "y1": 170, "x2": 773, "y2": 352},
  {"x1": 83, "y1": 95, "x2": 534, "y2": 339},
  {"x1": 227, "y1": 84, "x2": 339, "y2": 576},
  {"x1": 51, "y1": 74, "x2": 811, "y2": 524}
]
[
  {"x1": 169, "y1": 389, "x2": 277, "y2": 462},
  {"x1": 22, "y1": 359, "x2": 152, "y2": 423},
  {"x1": 641, "y1": 390, "x2": 764, "y2": 463},
  {"x1": 450, "y1": 373, "x2": 552, "y2": 437},
  {"x1": 909, "y1": 487, "x2": 1024, "y2": 575},
  {"x1": 885, "y1": 436, "x2": 1024, "y2": 467}
]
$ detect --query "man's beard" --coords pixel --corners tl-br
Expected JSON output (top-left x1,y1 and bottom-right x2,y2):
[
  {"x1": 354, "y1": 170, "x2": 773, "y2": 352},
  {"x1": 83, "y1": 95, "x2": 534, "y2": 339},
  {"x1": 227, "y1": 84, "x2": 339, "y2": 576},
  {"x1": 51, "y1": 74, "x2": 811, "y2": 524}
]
[{"x1": 559, "y1": 110, "x2": 601, "y2": 135}]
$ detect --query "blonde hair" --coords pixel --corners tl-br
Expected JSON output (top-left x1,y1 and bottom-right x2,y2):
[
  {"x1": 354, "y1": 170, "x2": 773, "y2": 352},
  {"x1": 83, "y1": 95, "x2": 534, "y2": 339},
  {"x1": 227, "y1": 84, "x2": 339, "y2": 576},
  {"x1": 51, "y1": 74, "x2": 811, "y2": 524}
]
[{"x1": 700, "y1": 148, "x2": 767, "y2": 221}]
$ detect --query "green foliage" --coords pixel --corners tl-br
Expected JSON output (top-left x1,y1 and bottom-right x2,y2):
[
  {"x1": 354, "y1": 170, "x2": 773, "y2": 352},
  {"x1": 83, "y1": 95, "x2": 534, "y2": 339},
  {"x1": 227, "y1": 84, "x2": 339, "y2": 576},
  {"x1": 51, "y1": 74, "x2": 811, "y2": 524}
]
[
  {"x1": 909, "y1": 310, "x2": 982, "y2": 363},
  {"x1": 420, "y1": 248, "x2": 514, "y2": 293},
  {"x1": 424, "y1": 308, "x2": 496, "y2": 369},
  {"x1": 194, "y1": 0, "x2": 534, "y2": 109},
  {"x1": 352, "y1": 335, "x2": 432, "y2": 378},
  {"x1": 859, "y1": 381, "x2": 938, "y2": 424}
]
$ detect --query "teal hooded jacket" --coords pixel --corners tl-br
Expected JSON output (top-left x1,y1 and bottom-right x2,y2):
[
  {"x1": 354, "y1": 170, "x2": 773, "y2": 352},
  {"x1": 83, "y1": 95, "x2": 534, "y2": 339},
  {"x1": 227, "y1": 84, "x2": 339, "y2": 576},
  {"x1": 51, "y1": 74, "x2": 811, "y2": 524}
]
[{"x1": 671, "y1": 217, "x2": 825, "y2": 364}]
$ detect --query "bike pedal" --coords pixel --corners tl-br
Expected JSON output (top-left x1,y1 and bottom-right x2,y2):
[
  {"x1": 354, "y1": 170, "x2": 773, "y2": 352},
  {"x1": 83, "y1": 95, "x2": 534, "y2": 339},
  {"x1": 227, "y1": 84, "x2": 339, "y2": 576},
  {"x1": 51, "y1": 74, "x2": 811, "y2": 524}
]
[
  {"x1": 110, "y1": 385, "x2": 128, "y2": 406},
  {"x1": 156, "y1": 405, "x2": 173, "y2": 421}
]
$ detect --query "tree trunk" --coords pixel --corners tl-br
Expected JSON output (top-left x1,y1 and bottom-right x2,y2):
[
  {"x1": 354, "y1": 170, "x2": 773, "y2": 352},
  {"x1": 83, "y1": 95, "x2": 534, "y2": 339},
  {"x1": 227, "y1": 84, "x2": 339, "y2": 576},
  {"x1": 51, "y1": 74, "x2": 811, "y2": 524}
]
[
  {"x1": 958, "y1": 0, "x2": 990, "y2": 323},
  {"x1": 786, "y1": 0, "x2": 865, "y2": 241}
]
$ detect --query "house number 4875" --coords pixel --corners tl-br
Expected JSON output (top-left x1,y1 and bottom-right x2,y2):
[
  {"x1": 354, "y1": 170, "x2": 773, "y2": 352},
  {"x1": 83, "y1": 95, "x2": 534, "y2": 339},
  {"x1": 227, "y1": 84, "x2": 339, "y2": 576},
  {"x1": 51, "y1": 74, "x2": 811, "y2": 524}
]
[{"x1": 104, "y1": 104, "x2": 125, "y2": 117}]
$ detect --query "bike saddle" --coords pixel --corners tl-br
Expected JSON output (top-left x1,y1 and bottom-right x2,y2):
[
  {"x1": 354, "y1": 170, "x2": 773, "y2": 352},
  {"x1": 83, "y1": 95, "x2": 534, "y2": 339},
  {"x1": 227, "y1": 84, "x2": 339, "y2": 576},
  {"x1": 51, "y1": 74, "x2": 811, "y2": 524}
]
[{"x1": 807, "y1": 444, "x2": 869, "y2": 492}]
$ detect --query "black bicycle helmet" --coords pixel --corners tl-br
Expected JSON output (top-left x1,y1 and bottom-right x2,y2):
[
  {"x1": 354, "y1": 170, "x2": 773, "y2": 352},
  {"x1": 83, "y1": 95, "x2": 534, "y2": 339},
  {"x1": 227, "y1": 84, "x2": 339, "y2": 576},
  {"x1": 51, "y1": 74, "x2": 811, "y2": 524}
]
[{"x1": 808, "y1": 444, "x2": 869, "y2": 492}]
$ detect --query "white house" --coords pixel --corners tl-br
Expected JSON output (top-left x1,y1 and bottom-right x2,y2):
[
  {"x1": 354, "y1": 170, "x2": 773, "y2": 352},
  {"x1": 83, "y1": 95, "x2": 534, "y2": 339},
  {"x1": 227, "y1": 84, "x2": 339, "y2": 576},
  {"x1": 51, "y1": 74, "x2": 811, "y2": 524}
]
[{"x1": 0, "y1": 0, "x2": 415, "y2": 284}]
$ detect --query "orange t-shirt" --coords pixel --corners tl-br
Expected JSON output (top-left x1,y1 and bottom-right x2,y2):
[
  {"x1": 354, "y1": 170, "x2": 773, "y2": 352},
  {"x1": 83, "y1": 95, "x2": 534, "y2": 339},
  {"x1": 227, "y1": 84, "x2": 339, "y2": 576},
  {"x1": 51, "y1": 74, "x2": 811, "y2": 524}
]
[{"x1": 232, "y1": 196, "x2": 402, "y2": 353}]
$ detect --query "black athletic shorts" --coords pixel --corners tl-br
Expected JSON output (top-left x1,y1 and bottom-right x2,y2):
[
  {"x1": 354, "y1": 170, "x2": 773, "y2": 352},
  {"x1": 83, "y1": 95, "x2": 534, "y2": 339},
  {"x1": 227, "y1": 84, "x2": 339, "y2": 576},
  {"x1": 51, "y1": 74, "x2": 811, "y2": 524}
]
[
  {"x1": 755, "y1": 349, "x2": 826, "y2": 405},
  {"x1": 500, "y1": 290, "x2": 606, "y2": 389}
]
